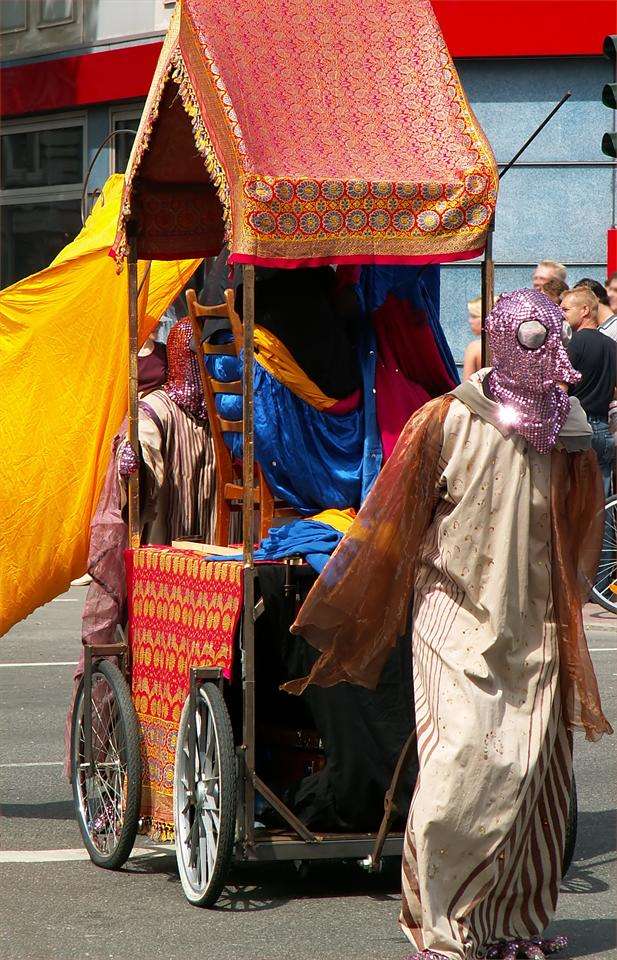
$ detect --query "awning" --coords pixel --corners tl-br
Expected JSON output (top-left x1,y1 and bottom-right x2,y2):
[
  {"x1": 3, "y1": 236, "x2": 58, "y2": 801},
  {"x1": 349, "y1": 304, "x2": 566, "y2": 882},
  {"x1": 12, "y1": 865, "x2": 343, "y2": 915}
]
[{"x1": 113, "y1": 0, "x2": 498, "y2": 268}]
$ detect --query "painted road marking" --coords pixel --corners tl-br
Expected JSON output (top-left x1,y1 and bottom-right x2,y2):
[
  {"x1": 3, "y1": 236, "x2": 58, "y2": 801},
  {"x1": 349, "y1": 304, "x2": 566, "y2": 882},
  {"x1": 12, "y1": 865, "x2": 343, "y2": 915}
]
[
  {"x1": 52, "y1": 598, "x2": 79, "y2": 603},
  {"x1": 589, "y1": 647, "x2": 617, "y2": 652},
  {"x1": 0, "y1": 661, "x2": 78, "y2": 668},
  {"x1": 0, "y1": 847, "x2": 173, "y2": 864},
  {"x1": 0, "y1": 761, "x2": 63, "y2": 768}
]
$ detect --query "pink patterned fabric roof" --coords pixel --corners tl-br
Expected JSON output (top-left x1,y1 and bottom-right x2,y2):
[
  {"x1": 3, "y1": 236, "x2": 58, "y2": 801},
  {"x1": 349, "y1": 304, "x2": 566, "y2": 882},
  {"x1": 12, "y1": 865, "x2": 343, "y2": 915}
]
[{"x1": 114, "y1": 0, "x2": 498, "y2": 267}]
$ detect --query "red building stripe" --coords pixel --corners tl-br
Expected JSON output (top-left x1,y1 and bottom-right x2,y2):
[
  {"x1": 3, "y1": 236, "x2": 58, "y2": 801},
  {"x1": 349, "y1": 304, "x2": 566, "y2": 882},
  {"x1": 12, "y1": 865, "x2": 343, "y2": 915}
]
[
  {"x1": 0, "y1": 42, "x2": 162, "y2": 118},
  {"x1": 434, "y1": 0, "x2": 617, "y2": 58},
  {"x1": 1, "y1": 2, "x2": 616, "y2": 118}
]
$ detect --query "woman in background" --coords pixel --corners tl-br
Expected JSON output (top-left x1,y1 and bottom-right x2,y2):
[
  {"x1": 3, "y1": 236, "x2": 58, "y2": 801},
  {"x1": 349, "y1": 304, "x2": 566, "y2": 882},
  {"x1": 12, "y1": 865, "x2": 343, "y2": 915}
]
[{"x1": 462, "y1": 296, "x2": 482, "y2": 381}]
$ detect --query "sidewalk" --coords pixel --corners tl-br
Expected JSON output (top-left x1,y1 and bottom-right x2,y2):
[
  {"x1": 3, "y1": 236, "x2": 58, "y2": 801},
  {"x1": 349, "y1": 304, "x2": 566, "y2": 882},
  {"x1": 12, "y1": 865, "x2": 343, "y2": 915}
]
[{"x1": 583, "y1": 602, "x2": 617, "y2": 632}]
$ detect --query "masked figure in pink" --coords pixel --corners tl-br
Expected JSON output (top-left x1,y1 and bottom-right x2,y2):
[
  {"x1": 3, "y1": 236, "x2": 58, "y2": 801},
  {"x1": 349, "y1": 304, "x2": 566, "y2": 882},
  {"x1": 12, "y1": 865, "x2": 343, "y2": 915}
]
[
  {"x1": 65, "y1": 320, "x2": 215, "y2": 770},
  {"x1": 288, "y1": 289, "x2": 611, "y2": 958},
  {"x1": 483, "y1": 288, "x2": 581, "y2": 453}
]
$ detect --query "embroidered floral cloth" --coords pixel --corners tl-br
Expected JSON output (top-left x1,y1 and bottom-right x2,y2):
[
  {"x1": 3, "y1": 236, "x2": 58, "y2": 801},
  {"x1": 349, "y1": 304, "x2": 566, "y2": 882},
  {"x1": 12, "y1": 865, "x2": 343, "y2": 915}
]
[
  {"x1": 113, "y1": 0, "x2": 498, "y2": 267},
  {"x1": 126, "y1": 546, "x2": 243, "y2": 838}
]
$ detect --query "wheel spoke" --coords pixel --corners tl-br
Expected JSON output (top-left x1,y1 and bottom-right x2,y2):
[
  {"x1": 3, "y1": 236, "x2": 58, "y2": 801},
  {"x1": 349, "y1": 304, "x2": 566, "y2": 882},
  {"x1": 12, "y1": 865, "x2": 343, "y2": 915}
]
[
  {"x1": 188, "y1": 814, "x2": 199, "y2": 870},
  {"x1": 198, "y1": 817, "x2": 210, "y2": 883},
  {"x1": 208, "y1": 808, "x2": 220, "y2": 834},
  {"x1": 204, "y1": 815, "x2": 216, "y2": 876}
]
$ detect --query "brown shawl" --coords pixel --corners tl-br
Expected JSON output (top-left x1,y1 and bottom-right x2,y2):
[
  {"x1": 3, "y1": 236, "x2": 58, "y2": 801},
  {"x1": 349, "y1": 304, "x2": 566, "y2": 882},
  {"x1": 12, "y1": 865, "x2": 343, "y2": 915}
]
[{"x1": 287, "y1": 394, "x2": 612, "y2": 742}]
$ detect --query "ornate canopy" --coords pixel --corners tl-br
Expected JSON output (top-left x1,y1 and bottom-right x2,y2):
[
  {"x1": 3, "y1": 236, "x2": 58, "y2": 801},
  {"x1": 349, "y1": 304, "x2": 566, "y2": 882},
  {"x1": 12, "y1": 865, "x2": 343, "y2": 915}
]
[{"x1": 113, "y1": 0, "x2": 498, "y2": 267}]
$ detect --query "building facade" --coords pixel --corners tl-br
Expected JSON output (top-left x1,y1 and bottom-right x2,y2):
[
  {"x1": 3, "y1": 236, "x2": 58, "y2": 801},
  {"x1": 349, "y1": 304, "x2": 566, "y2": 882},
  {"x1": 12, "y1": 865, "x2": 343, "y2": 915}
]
[{"x1": 1, "y1": 0, "x2": 616, "y2": 360}]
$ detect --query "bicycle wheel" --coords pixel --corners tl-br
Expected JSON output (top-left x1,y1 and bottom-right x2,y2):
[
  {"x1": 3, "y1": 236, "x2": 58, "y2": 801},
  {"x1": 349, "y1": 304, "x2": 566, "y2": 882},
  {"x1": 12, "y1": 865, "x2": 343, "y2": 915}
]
[
  {"x1": 562, "y1": 774, "x2": 578, "y2": 877},
  {"x1": 591, "y1": 495, "x2": 617, "y2": 613},
  {"x1": 71, "y1": 659, "x2": 142, "y2": 869},
  {"x1": 173, "y1": 682, "x2": 236, "y2": 907}
]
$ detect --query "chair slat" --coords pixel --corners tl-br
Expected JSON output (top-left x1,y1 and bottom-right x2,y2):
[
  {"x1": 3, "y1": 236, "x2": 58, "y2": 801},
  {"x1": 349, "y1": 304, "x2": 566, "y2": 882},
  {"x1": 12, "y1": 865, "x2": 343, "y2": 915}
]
[
  {"x1": 203, "y1": 342, "x2": 236, "y2": 356},
  {"x1": 211, "y1": 379, "x2": 242, "y2": 395},
  {"x1": 218, "y1": 418, "x2": 243, "y2": 433}
]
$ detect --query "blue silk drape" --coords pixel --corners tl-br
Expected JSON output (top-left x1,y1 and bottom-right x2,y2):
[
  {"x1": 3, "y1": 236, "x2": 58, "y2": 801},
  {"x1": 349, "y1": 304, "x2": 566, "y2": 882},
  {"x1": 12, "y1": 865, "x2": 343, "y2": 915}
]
[{"x1": 206, "y1": 265, "x2": 454, "y2": 513}]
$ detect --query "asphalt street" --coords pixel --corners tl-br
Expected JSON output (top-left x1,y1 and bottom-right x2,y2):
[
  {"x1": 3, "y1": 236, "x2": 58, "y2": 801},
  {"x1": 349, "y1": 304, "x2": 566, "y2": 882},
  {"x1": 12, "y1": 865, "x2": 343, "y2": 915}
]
[{"x1": 1, "y1": 588, "x2": 615, "y2": 960}]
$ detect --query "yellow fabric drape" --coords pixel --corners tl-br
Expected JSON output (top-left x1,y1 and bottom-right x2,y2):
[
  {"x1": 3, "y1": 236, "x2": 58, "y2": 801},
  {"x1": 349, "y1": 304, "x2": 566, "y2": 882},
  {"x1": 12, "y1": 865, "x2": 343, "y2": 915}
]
[
  {"x1": 253, "y1": 325, "x2": 338, "y2": 410},
  {"x1": 309, "y1": 508, "x2": 356, "y2": 535},
  {"x1": 0, "y1": 174, "x2": 200, "y2": 636}
]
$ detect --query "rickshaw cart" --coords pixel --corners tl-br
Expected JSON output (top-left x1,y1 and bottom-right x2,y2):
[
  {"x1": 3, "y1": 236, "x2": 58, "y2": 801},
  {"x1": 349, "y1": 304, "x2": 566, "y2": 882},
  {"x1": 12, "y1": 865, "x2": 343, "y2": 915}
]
[{"x1": 70, "y1": 0, "x2": 501, "y2": 907}]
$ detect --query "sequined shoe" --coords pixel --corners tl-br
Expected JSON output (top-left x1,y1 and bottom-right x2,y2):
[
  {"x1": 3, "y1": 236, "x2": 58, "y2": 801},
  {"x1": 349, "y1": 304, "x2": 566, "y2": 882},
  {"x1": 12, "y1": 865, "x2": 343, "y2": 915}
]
[
  {"x1": 486, "y1": 936, "x2": 568, "y2": 959},
  {"x1": 404, "y1": 951, "x2": 450, "y2": 959}
]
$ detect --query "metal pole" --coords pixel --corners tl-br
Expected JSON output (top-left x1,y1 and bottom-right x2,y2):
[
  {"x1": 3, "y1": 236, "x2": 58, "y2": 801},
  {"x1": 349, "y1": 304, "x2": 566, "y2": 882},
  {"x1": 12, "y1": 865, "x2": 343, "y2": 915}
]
[
  {"x1": 127, "y1": 225, "x2": 141, "y2": 550},
  {"x1": 498, "y1": 92, "x2": 572, "y2": 182},
  {"x1": 481, "y1": 219, "x2": 495, "y2": 367},
  {"x1": 80, "y1": 128, "x2": 138, "y2": 224},
  {"x1": 480, "y1": 91, "x2": 572, "y2": 366},
  {"x1": 242, "y1": 264, "x2": 256, "y2": 848}
]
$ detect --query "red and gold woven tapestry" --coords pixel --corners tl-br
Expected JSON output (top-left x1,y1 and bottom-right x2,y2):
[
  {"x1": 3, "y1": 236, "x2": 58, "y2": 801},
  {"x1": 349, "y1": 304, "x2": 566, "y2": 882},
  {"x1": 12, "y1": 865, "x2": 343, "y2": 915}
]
[
  {"x1": 113, "y1": 0, "x2": 498, "y2": 267},
  {"x1": 126, "y1": 546, "x2": 242, "y2": 838}
]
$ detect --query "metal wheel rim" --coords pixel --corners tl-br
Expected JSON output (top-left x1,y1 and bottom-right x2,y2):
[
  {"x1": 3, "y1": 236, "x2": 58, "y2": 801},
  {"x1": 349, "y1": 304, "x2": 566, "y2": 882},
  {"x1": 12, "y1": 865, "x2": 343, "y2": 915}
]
[
  {"x1": 591, "y1": 498, "x2": 617, "y2": 612},
  {"x1": 175, "y1": 689, "x2": 221, "y2": 895},
  {"x1": 75, "y1": 675, "x2": 128, "y2": 856}
]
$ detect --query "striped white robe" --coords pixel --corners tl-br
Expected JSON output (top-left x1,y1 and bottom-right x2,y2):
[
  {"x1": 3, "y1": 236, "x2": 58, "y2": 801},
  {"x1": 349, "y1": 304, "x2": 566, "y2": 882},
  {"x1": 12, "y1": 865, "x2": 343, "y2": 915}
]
[
  {"x1": 401, "y1": 381, "x2": 581, "y2": 958},
  {"x1": 136, "y1": 391, "x2": 215, "y2": 544}
]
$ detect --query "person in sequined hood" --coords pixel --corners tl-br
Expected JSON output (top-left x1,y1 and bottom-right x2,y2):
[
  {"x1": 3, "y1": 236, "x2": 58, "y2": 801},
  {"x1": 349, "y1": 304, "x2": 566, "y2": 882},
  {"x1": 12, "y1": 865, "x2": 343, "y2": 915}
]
[
  {"x1": 116, "y1": 317, "x2": 212, "y2": 538},
  {"x1": 287, "y1": 289, "x2": 611, "y2": 959},
  {"x1": 483, "y1": 288, "x2": 581, "y2": 451}
]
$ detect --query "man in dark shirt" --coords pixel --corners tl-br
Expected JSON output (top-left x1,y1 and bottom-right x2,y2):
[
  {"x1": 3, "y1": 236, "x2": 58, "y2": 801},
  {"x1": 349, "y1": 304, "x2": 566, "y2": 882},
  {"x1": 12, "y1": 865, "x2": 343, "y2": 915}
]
[
  {"x1": 573, "y1": 277, "x2": 617, "y2": 342},
  {"x1": 562, "y1": 286, "x2": 616, "y2": 493}
]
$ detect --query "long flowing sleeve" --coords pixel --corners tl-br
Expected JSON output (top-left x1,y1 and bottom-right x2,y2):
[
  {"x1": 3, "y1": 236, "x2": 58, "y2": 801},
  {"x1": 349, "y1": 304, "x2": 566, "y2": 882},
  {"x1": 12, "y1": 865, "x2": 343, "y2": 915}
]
[
  {"x1": 551, "y1": 447, "x2": 613, "y2": 741},
  {"x1": 285, "y1": 395, "x2": 452, "y2": 694}
]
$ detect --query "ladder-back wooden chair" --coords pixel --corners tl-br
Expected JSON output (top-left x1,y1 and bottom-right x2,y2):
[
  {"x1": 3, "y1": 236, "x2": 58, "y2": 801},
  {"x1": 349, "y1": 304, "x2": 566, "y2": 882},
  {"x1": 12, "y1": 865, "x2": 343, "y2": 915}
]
[{"x1": 187, "y1": 288, "x2": 296, "y2": 546}]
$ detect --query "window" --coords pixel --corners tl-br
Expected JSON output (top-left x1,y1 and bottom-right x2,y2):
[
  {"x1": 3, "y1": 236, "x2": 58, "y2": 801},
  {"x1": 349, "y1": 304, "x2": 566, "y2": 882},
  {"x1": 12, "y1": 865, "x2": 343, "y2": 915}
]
[
  {"x1": 1, "y1": 126, "x2": 83, "y2": 190},
  {"x1": 0, "y1": 115, "x2": 85, "y2": 288},
  {"x1": 1, "y1": 201, "x2": 82, "y2": 287},
  {"x1": 38, "y1": 0, "x2": 74, "y2": 26},
  {"x1": 0, "y1": 0, "x2": 27, "y2": 32},
  {"x1": 110, "y1": 107, "x2": 142, "y2": 175}
]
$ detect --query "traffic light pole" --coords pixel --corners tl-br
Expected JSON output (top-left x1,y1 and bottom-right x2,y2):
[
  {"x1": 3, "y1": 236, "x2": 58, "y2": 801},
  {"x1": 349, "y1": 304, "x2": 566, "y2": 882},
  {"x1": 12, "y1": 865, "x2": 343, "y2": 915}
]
[{"x1": 602, "y1": 35, "x2": 617, "y2": 272}]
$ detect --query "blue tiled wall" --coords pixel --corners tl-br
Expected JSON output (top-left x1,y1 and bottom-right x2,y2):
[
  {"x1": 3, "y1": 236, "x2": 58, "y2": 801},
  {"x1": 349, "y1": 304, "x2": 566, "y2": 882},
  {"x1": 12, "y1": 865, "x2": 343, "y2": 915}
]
[{"x1": 443, "y1": 56, "x2": 615, "y2": 362}]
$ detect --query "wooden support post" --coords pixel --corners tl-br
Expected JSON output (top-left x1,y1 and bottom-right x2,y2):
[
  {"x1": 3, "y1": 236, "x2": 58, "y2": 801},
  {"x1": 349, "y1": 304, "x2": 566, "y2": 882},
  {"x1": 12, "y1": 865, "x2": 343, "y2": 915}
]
[
  {"x1": 242, "y1": 264, "x2": 256, "y2": 848},
  {"x1": 481, "y1": 218, "x2": 495, "y2": 368},
  {"x1": 127, "y1": 226, "x2": 141, "y2": 550}
]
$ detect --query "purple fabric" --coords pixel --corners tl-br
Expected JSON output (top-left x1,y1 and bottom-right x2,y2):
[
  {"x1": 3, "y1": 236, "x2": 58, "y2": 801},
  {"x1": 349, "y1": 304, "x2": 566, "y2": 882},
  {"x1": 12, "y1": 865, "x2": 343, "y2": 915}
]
[
  {"x1": 138, "y1": 341, "x2": 167, "y2": 394},
  {"x1": 486, "y1": 289, "x2": 581, "y2": 454},
  {"x1": 81, "y1": 437, "x2": 128, "y2": 649},
  {"x1": 486, "y1": 936, "x2": 568, "y2": 959},
  {"x1": 118, "y1": 439, "x2": 139, "y2": 478},
  {"x1": 64, "y1": 433, "x2": 127, "y2": 776}
]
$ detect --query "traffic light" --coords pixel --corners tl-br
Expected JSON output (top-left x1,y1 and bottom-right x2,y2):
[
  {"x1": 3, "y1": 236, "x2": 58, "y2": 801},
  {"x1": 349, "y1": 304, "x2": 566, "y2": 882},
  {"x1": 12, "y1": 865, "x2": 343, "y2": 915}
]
[{"x1": 602, "y1": 35, "x2": 617, "y2": 158}]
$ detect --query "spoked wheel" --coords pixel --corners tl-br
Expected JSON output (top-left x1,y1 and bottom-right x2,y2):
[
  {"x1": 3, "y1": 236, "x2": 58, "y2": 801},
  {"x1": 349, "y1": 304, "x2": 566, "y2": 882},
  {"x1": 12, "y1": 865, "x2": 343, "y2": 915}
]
[
  {"x1": 562, "y1": 773, "x2": 578, "y2": 877},
  {"x1": 173, "y1": 682, "x2": 236, "y2": 907},
  {"x1": 71, "y1": 659, "x2": 141, "y2": 869},
  {"x1": 590, "y1": 495, "x2": 617, "y2": 613}
]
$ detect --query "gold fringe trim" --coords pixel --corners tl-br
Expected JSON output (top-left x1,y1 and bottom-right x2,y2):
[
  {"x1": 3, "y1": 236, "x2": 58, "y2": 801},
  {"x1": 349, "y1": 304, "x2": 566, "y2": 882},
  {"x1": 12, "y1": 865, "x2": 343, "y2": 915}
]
[
  {"x1": 138, "y1": 817, "x2": 175, "y2": 843},
  {"x1": 170, "y1": 52, "x2": 233, "y2": 243}
]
